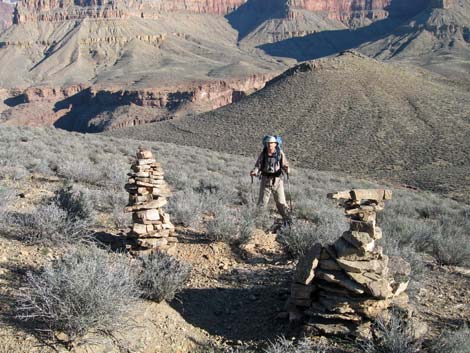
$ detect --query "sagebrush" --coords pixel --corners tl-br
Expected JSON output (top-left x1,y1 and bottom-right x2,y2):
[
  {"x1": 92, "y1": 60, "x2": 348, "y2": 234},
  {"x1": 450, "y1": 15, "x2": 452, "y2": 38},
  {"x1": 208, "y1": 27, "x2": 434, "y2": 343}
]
[
  {"x1": 16, "y1": 246, "x2": 140, "y2": 341},
  {"x1": 138, "y1": 251, "x2": 191, "y2": 302}
]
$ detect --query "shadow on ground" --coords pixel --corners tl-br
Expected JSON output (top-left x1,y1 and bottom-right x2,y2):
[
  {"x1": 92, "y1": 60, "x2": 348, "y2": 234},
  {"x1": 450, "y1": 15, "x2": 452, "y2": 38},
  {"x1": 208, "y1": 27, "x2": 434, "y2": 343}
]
[
  {"x1": 170, "y1": 267, "x2": 298, "y2": 342},
  {"x1": 257, "y1": 16, "x2": 408, "y2": 61}
]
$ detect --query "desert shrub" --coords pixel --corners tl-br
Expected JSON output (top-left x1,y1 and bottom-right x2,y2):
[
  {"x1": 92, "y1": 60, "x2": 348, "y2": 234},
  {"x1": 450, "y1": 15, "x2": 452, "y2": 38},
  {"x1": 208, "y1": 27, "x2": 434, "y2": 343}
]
[
  {"x1": 12, "y1": 203, "x2": 89, "y2": 245},
  {"x1": 206, "y1": 206, "x2": 253, "y2": 245},
  {"x1": 264, "y1": 337, "x2": 329, "y2": 353},
  {"x1": 379, "y1": 213, "x2": 435, "y2": 251},
  {"x1": 0, "y1": 186, "x2": 14, "y2": 224},
  {"x1": 111, "y1": 207, "x2": 132, "y2": 229},
  {"x1": 379, "y1": 234, "x2": 428, "y2": 294},
  {"x1": 138, "y1": 251, "x2": 191, "y2": 302},
  {"x1": 167, "y1": 189, "x2": 203, "y2": 228},
  {"x1": 57, "y1": 159, "x2": 103, "y2": 185},
  {"x1": 1, "y1": 166, "x2": 30, "y2": 181},
  {"x1": 429, "y1": 223, "x2": 470, "y2": 267},
  {"x1": 360, "y1": 310, "x2": 421, "y2": 353},
  {"x1": 277, "y1": 216, "x2": 344, "y2": 258},
  {"x1": 16, "y1": 246, "x2": 140, "y2": 341},
  {"x1": 165, "y1": 167, "x2": 198, "y2": 191},
  {"x1": 277, "y1": 220, "x2": 318, "y2": 258},
  {"x1": 100, "y1": 159, "x2": 128, "y2": 189},
  {"x1": 430, "y1": 324, "x2": 470, "y2": 353},
  {"x1": 238, "y1": 205, "x2": 256, "y2": 244},
  {"x1": 206, "y1": 206, "x2": 239, "y2": 242},
  {"x1": 54, "y1": 185, "x2": 95, "y2": 222}
]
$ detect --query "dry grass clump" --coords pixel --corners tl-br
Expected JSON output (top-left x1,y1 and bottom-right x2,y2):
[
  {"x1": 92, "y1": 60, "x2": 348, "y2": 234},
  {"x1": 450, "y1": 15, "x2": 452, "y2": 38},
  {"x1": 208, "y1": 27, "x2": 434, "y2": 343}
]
[
  {"x1": 16, "y1": 246, "x2": 140, "y2": 342},
  {"x1": 264, "y1": 337, "x2": 329, "y2": 353}
]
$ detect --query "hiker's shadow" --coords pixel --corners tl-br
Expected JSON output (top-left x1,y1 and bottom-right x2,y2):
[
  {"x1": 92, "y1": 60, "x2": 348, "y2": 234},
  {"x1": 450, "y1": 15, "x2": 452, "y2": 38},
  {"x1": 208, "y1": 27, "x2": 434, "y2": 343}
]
[
  {"x1": 174, "y1": 227, "x2": 212, "y2": 245},
  {"x1": 170, "y1": 267, "x2": 298, "y2": 341}
]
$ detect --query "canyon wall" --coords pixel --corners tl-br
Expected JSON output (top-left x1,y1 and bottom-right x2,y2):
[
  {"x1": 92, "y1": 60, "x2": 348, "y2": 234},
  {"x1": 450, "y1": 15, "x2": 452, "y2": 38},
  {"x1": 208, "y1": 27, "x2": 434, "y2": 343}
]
[
  {"x1": 288, "y1": 0, "x2": 431, "y2": 22},
  {"x1": 13, "y1": 0, "x2": 248, "y2": 23},
  {"x1": 13, "y1": 0, "x2": 436, "y2": 24},
  {"x1": 1, "y1": 73, "x2": 277, "y2": 131},
  {"x1": 0, "y1": 1, "x2": 13, "y2": 30}
]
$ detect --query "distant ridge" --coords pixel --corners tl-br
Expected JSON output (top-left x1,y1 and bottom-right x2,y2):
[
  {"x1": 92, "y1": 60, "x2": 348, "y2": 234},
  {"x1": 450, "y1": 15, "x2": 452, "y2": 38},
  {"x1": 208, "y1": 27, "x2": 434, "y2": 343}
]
[{"x1": 106, "y1": 51, "x2": 470, "y2": 201}]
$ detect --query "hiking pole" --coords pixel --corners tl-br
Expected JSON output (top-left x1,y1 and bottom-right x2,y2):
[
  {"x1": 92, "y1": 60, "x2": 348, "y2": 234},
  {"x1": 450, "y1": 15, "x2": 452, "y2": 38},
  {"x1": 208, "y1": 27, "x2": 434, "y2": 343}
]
[
  {"x1": 286, "y1": 171, "x2": 294, "y2": 214},
  {"x1": 251, "y1": 175, "x2": 255, "y2": 205}
]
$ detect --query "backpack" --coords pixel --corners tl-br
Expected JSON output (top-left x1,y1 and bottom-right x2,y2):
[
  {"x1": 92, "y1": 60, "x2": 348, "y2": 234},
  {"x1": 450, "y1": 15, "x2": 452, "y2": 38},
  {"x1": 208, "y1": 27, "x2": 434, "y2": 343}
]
[{"x1": 261, "y1": 135, "x2": 284, "y2": 175}]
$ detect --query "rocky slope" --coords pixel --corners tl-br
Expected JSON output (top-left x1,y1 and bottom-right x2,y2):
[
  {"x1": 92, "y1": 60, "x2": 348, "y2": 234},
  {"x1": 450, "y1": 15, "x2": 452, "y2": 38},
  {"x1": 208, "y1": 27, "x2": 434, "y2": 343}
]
[
  {"x1": 0, "y1": 1, "x2": 13, "y2": 31},
  {"x1": 0, "y1": 2, "x2": 285, "y2": 128},
  {"x1": 1, "y1": 0, "x2": 468, "y2": 130},
  {"x1": 106, "y1": 51, "x2": 470, "y2": 201},
  {"x1": 360, "y1": 0, "x2": 470, "y2": 80}
]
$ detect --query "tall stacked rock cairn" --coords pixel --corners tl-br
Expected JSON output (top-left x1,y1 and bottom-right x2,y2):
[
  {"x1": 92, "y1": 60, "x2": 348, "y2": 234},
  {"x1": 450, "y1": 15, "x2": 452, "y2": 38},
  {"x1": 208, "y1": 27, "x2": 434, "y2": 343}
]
[
  {"x1": 124, "y1": 147, "x2": 177, "y2": 253},
  {"x1": 287, "y1": 189, "x2": 416, "y2": 337}
]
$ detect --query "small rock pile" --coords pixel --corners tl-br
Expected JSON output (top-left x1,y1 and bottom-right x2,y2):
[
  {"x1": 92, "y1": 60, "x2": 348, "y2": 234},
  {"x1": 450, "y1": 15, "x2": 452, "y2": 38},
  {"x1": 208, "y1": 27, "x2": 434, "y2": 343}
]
[
  {"x1": 124, "y1": 147, "x2": 177, "y2": 252},
  {"x1": 287, "y1": 189, "x2": 414, "y2": 337}
]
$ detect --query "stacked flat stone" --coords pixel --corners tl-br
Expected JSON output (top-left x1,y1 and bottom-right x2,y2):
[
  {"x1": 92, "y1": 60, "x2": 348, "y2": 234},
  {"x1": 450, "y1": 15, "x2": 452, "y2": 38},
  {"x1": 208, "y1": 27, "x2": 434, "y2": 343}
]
[
  {"x1": 124, "y1": 147, "x2": 177, "y2": 251},
  {"x1": 287, "y1": 189, "x2": 412, "y2": 337}
]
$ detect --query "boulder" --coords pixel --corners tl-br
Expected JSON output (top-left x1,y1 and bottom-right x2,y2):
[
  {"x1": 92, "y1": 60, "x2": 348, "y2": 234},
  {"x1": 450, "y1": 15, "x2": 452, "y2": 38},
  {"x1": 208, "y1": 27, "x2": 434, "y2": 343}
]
[
  {"x1": 318, "y1": 259, "x2": 342, "y2": 271},
  {"x1": 294, "y1": 243, "x2": 322, "y2": 285},
  {"x1": 137, "y1": 150, "x2": 153, "y2": 159},
  {"x1": 342, "y1": 231, "x2": 375, "y2": 250},
  {"x1": 132, "y1": 223, "x2": 148, "y2": 235},
  {"x1": 316, "y1": 269, "x2": 366, "y2": 294},
  {"x1": 137, "y1": 158, "x2": 157, "y2": 165},
  {"x1": 334, "y1": 237, "x2": 366, "y2": 259},
  {"x1": 336, "y1": 257, "x2": 388, "y2": 274},
  {"x1": 137, "y1": 237, "x2": 168, "y2": 248},
  {"x1": 350, "y1": 189, "x2": 392, "y2": 202},
  {"x1": 388, "y1": 256, "x2": 412, "y2": 276},
  {"x1": 125, "y1": 198, "x2": 168, "y2": 212},
  {"x1": 291, "y1": 283, "x2": 316, "y2": 300}
]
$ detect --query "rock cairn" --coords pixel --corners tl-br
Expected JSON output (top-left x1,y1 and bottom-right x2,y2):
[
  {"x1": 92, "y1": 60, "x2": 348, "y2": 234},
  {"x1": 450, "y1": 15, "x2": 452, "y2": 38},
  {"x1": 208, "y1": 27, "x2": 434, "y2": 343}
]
[
  {"x1": 287, "y1": 189, "x2": 413, "y2": 337},
  {"x1": 124, "y1": 147, "x2": 177, "y2": 252}
]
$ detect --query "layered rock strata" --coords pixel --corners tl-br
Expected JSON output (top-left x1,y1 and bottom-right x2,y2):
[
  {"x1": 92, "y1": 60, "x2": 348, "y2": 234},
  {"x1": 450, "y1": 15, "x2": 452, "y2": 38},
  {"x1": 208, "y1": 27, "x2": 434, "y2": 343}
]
[
  {"x1": 13, "y1": 0, "x2": 433, "y2": 24},
  {"x1": 0, "y1": 73, "x2": 275, "y2": 131},
  {"x1": 0, "y1": 1, "x2": 14, "y2": 30},
  {"x1": 287, "y1": 0, "x2": 431, "y2": 23},
  {"x1": 13, "y1": 0, "x2": 247, "y2": 23},
  {"x1": 287, "y1": 189, "x2": 416, "y2": 337},
  {"x1": 124, "y1": 147, "x2": 176, "y2": 253}
]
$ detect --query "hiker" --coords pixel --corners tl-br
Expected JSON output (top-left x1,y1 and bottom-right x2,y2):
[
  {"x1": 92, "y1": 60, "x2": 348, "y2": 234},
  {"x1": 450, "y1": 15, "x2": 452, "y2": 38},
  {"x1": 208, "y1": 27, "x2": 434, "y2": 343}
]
[{"x1": 250, "y1": 135, "x2": 292, "y2": 225}]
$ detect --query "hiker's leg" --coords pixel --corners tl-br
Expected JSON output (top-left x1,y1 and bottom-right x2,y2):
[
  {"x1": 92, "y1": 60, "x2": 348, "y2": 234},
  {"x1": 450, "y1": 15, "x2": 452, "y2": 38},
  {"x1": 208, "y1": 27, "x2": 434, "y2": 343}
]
[
  {"x1": 273, "y1": 178, "x2": 290, "y2": 220},
  {"x1": 258, "y1": 176, "x2": 272, "y2": 208}
]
